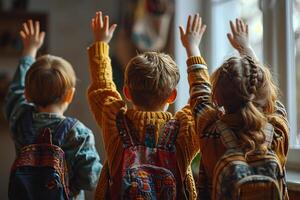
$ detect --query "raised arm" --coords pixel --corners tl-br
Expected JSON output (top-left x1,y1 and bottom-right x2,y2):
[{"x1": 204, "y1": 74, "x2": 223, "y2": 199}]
[
  {"x1": 87, "y1": 12, "x2": 125, "y2": 163},
  {"x1": 179, "y1": 14, "x2": 217, "y2": 133},
  {"x1": 227, "y1": 18, "x2": 258, "y2": 61},
  {"x1": 4, "y1": 20, "x2": 45, "y2": 125},
  {"x1": 228, "y1": 19, "x2": 289, "y2": 167},
  {"x1": 87, "y1": 11, "x2": 123, "y2": 127}
]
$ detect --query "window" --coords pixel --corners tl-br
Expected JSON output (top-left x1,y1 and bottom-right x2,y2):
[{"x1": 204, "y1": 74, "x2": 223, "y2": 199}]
[
  {"x1": 240, "y1": 0, "x2": 263, "y2": 61},
  {"x1": 293, "y1": 0, "x2": 300, "y2": 147}
]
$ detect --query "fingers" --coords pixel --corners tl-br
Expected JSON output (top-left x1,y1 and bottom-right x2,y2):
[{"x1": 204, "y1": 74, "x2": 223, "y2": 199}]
[
  {"x1": 35, "y1": 21, "x2": 40, "y2": 37},
  {"x1": 240, "y1": 19, "x2": 246, "y2": 32},
  {"x1": 227, "y1": 33, "x2": 234, "y2": 44},
  {"x1": 182, "y1": 14, "x2": 206, "y2": 35},
  {"x1": 231, "y1": 18, "x2": 248, "y2": 34},
  {"x1": 109, "y1": 24, "x2": 117, "y2": 35},
  {"x1": 230, "y1": 20, "x2": 237, "y2": 35},
  {"x1": 200, "y1": 24, "x2": 207, "y2": 35},
  {"x1": 20, "y1": 30, "x2": 26, "y2": 40},
  {"x1": 95, "y1": 12, "x2": 99, "y2": 29},
  {"x1": 22, "y1": 22, "x2": 30, "y2": 35},
  {"x1": 236, "y1": 18, "x2": 241, "y2": 32},
  {"x1": 94, "y1": 11, "x2": 103, "y2": 29},
  {"x1": 189, "y1": 14, "x2": 205, "y2": 33},
  {"x1": 179, "y1": 26, "x2": 185, "y2": 38},
  {"x1": 192, "y1": 14, "x2": 199, "y2": 31},
  {"x1": 99, "y1": 11, "x2": 103, "y2": 28},
  {"x1": 104, "y1": 16, "x2": 109, "y2": 33},
  {"x1": 196, "y1": 17, "x2": 202, "y2": 33},
  {"x1": 39, "y1": 32, "x2": 46, "y2": 43},
  {"x1": 93, "y1": 11, "x2": 112, "y2": 32},
  {"x1": 21, "y1": 20, "x2": 42, "y2": 38},
  {"x1": 186, "y1": 15, "x2": 191, "y2": 33},
  {"x1": 29, "y1": 20, "x2": 34, "y2": 35},
  {"x1": 91, "y1": 18, "x2": 95, "y2": 30}
]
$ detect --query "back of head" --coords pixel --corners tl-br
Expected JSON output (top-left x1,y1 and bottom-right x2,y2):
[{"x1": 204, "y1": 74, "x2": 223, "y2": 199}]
[
  {"x1": 124, "y1": 52, "x2": 180, "y2": 110},
  {"x1": 25, "y1": 55, "x2": 76, "y2": 107},
  {"x1": 211, "y1": 56, "x2": 278, "y2": 151}
]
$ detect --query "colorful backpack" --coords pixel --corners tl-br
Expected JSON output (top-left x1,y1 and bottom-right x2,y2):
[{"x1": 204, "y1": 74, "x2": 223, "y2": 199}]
[
  {"x1": 108, "y1": 112, "x2": 185, "y2": 200},
  {"x1": 8, "y1": 110, "x2": 77, "y2": 200},
  {"x1": 212, "y1": 120, "x2": 287, "y2": 200}
]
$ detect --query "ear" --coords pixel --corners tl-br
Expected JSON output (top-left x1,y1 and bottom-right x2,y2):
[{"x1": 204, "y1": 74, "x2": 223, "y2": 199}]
[
  {"x1": 123, "y1": 86, "x2": 132, "y2": 102},
  {"x1": 63, "y1": 87, "x2": 75, "y2": 104},
  {"x1": 166, "y1": 89, "x2": 177, "y2": 104}
]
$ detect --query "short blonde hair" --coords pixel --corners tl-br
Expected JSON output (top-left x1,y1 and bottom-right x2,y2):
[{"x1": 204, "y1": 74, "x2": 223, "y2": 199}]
[
  {"x1": 25, "y1": 55, "x2": 76, "y2": 107},
  {"x1": 124, "y1": 52, "x2": 180, "y2": 109}
]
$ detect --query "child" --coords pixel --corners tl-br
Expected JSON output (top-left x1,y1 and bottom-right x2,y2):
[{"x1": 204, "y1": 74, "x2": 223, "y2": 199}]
[
  {"x1": 180, "y1": 16, "x2": 289, "y2": 199},
  {"x1": 87, "y1": 11, "x2": 206, "y2": 199},
  {"x1": 5, "y1": 20, "x2": 101, "y2": 200}
]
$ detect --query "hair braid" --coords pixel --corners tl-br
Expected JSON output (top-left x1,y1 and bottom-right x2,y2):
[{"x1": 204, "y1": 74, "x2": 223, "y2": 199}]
[{"x1": 211, "y1": 56, "x2": 271, "y2": 153}]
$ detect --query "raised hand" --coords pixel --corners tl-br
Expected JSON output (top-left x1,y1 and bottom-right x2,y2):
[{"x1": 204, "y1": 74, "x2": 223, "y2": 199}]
[
  {"x1": 227, "y1": 18, "x2": 257, "y2": 60},
  {"x1": 91, "y1": 11, "x2": 117, "y2": 43},
  {"x1": 179, "y1": 14, "x2": 206, "y2": 57},
  {"x1": 20, "y1": 20, "x2": 45, "y2": 58}
]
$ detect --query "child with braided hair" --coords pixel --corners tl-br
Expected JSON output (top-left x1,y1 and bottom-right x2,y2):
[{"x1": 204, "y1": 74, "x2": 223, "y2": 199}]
[{"x1": 180, "y1": 16, "x2": 289, "y2": 199}]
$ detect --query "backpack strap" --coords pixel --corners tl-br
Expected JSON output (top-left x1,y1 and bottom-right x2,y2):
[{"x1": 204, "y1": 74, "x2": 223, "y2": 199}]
[
  {"x1": 216, "y1": 120, "x2": 239, "y2": 149},
  {"x1": 145, "y1": 124, "x2": 156, "y2": 148},
  {"x1": 157, "y1": 119, "x2": 179, "y2": 151},
  {"x1": 116, "y1": 111, "x2": 139, "y2": 148},
  {"x1": 216, "y1": 120, "x2": 275, "y2": 149},
  {"x1": 262, "y1": 122, "x2": 274, "y2": 148},
  {"x1": 20, "y1": 107, "x2": 35, "y2": 145},
  {"x1": 52, "y1": 117, "x2": 78, "y2": 146}
]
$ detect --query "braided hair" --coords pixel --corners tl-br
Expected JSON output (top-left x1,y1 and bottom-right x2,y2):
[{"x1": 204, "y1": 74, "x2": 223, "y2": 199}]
[{"x1": 211, "y1": 56, "x2": 278, "y2": 152}]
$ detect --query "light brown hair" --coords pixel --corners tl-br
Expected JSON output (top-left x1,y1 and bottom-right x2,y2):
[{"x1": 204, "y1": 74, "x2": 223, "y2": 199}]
[
  {"x1": 211, "y1": 56, "x2": 278, "y2": 151},
  {"x1": 124, "y1": 52, "x2": 180, "y2": 109},
  {"x1": 25, "y1": 55, "x2": 76, "y2": 107}
]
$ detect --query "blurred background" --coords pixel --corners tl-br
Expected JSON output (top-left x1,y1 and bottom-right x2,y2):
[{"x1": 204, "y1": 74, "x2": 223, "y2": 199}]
[{"x1": 0, "y1": 0, "x2": 299, "y2": 199}]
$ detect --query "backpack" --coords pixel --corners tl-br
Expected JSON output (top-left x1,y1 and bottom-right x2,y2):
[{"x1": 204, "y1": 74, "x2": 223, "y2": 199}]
[
  {"x1": 8, "y1": 110, "x2": 78, "y2": 200},
  {"x1": 108, "y1": 112, "x2": 185, "y2": 200},
  {"x1": 212, "y1": 120, "x2": 287, "y2": 200}
]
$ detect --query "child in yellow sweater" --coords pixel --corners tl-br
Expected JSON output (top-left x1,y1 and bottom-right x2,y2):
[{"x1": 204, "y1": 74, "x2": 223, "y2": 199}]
[{"x1": 87, "y1": 11, "x2": 206, "y2": 199}]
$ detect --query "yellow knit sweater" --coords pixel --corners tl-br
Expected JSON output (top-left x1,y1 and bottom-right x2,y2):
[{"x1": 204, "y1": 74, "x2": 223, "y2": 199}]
[{"x1": 87, "y1": 42, "x2": 202, "y2": 199}]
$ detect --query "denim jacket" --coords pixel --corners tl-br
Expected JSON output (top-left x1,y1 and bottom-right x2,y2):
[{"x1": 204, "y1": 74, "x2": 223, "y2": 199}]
[{"x1": 4, "y1": 56, "x2": 102, "y2": 199}]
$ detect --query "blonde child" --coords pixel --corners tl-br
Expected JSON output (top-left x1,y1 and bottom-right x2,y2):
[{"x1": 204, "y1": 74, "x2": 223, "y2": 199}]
[
  {"x1": 180, "y1": 16, "x2": 289, "y2": 199},
  {"x1": 5, "y1": 20, "x2": 101, "y2": 200},
  {"x1": 87, "y1": 11, "x2": 206, "y2": 199}
]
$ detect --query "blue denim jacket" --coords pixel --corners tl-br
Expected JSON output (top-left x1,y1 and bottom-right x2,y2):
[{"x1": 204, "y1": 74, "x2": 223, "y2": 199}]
[{"x1": 4, "y1": 56, "x2": 102, "y2": 199}]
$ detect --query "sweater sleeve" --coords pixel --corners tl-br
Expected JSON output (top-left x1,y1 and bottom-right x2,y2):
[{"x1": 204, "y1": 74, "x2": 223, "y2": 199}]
[
  {"x1": 4, "y1": 56, "x2": 35, "y2": 132},
  {"x1": 174, "y1": 106, "x2": 199, "y2": 177},
  {"x1": 187, "y1": 56, "x2": 219, "y2": 138},
  {"x1": 87, "y1": 42, "x2": 125, "y2": 169},
  {"x1": 62, "y1": 122, "x2": 102, "y2": 195},
  {"x1": 268, "y1": 101, "x2": 289, "y2": 166}
]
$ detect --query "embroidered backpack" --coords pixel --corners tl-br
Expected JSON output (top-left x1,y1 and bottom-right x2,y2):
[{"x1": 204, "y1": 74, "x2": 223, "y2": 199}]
[
  {"x1": 107, "y1": 112, "x2": 184, "y2": 200},
  {"x1": 8, "y1": 110, "x2": 77, "y2": 200},
  {"x1": 212, "y1": 120, "x2": 287, "y2": 200}
]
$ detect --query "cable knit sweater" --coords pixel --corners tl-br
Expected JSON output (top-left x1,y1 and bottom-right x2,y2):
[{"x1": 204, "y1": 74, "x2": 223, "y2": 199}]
[{"x1": 87, "y1": 42, "x2": 204, "y2": 199}]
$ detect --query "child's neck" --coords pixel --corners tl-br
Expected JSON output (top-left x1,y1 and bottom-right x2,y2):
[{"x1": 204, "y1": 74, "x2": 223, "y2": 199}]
[
  {"x1": 38, "y1": 103, "x2": 66, "y2": 116},
  {"x1": 133, "y1": 103, "x2": 169, "y2": 112}
]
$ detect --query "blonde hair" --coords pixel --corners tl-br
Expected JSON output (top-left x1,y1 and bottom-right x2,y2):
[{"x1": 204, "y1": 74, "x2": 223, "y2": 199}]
[
  {"x1": 25, "y1": 55, "x2": 76, "y2": 107},
  {"x1": 211, "y1": 56, "x2": 278, "y2": 152},
  {"x1": 124, "y1": 52, "x2": 180, "y2": 109}
]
